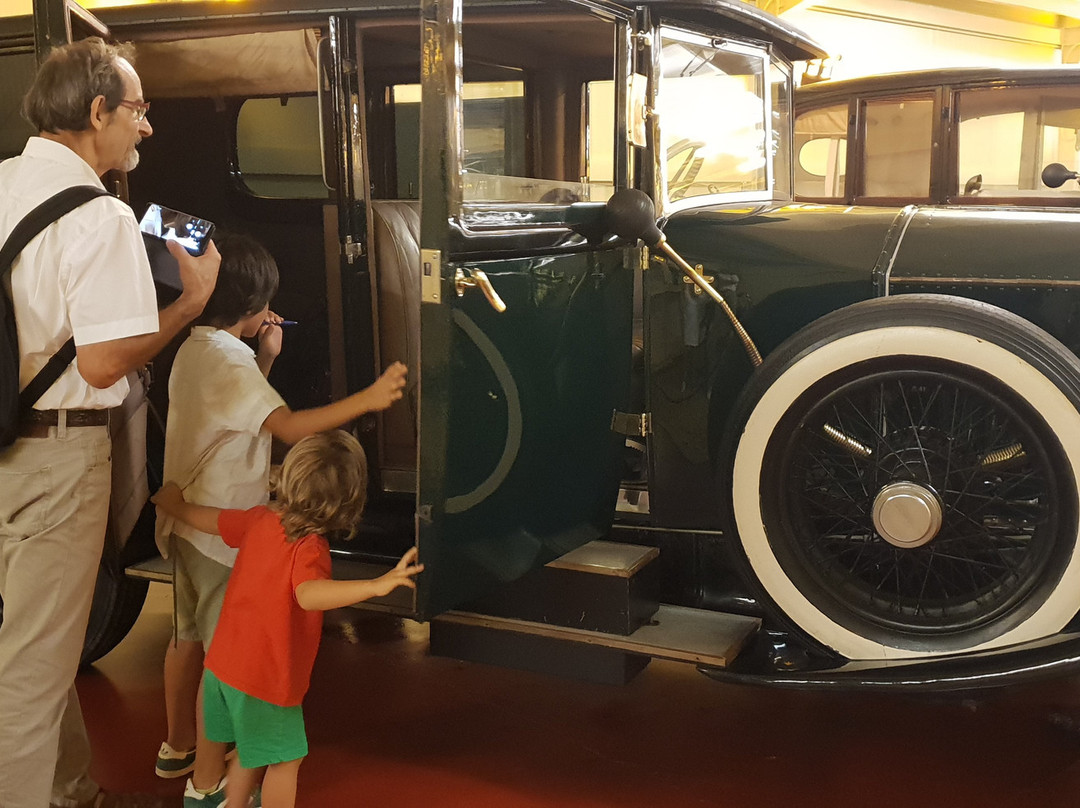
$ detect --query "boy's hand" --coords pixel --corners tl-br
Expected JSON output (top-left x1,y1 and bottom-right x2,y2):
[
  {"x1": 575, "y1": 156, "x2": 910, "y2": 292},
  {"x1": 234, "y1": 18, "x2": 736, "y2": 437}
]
[
  {"x1": 151, "y1": 481, "x2": 185, "y2": 514},
  {"x1": 257, "y1": 312, "x2": 284, "y2": 360},
  {"x1": 362, "y1": 362, "x2": 408, "y2": 412},
  {"x1": 370, "y1": 546, "x2": 424, "y2": 597}
]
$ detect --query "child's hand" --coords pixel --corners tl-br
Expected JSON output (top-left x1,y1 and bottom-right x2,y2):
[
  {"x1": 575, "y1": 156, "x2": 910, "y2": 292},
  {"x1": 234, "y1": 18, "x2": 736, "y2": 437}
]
[
  {"x1": 152, "y1": 482, "x2": 185, "y2": 514},
  {"x1": 363, "y1": 362, "x2": 408, "y2": 412},
  {"x1": 257, "y1": 312, "x2": 285, "y2": 359},
  {"x1": 370, "y1": 546, "x2": 424, "y2": 597}
]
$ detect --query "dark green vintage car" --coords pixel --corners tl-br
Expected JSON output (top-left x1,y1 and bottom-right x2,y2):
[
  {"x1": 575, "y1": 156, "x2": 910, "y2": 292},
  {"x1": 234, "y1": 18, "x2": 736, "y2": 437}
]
[{"x1": 5, "y1": 0, "x2": 1080, "y2": 689}]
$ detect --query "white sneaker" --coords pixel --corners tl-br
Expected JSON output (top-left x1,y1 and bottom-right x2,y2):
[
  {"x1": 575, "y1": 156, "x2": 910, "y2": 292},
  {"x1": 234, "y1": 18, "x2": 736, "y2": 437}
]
[
  {"x1": 183, "y1": 777, "x2": 226, "y2": 808},
  {"x1": 155, "y1": 741, "x2": 196, "y2": 779}
]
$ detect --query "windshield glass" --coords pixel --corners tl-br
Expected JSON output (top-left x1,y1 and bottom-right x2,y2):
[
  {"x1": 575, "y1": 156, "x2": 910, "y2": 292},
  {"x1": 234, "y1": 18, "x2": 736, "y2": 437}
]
[{"x1": 658, "y1": 31, "x2": 770, "y2": 207}]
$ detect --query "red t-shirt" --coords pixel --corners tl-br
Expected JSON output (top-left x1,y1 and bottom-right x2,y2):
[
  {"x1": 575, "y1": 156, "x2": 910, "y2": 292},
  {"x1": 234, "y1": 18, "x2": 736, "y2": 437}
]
[{"x1": 204, "y1": 506, "x2": 330, "y2": 707}]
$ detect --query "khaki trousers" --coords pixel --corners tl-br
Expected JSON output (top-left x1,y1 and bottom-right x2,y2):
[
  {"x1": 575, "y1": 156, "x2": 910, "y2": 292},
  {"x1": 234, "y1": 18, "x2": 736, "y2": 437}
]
[{"x1": 0, "y1": 424, "x2": 111, "y2": 808}]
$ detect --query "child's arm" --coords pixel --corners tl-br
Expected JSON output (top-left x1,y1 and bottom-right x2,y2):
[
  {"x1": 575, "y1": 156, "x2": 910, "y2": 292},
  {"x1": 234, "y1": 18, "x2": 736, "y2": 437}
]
[
  {"x1": 294, "y1": 546, "x2": 423, "y2": 612},
  {"x1": 151, "y1": 482, "x2": 223, "y2": 537},
  {"x1": 261, "y1": 361, "x2": 407, "y2": 445}
]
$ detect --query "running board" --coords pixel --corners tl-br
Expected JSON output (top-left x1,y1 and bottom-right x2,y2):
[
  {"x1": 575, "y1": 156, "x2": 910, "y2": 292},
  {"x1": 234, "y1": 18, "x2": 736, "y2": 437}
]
[
  {"x1": 433, "y1": 605, "x2": 759, "y2": 668},
  {"x1": 127, "y1": 556, "x2": 759, "y2": 668},
  {"x1": 125, "y1": 555, "x2": 413, "y2": 612},
  {"x1": 125, "y1": 555, "x2": 171, "y2": 582}
]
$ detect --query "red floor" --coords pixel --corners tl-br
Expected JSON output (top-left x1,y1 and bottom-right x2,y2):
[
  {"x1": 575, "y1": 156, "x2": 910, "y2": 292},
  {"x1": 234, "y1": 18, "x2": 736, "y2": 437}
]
[{"x1": 78, "y1": 584, "x2": 1080, "y2": 807}]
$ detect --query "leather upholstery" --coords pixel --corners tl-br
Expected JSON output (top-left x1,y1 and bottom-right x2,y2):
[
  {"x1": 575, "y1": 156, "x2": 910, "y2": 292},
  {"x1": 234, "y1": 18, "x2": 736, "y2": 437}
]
[{"x1": 371, "y1": 200, "x2": 421, "y2": 475}]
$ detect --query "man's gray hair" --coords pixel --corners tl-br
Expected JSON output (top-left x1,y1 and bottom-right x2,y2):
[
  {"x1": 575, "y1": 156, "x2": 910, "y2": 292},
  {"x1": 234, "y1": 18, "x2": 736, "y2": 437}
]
[{"x1": 22, "y1": 37, "x2": 136, "y2": 134}]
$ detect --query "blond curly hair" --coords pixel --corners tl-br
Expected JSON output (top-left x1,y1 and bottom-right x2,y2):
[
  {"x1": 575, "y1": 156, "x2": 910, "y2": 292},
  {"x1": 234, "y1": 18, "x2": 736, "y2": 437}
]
[{"x1": 273, "y1": 430, "x2": 368, "y2": 542}]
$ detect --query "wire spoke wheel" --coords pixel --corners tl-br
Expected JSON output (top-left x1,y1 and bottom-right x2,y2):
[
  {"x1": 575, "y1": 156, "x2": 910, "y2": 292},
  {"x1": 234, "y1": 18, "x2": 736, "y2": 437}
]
[
  {"x1": 769, "y1": 361, "x2": 1064, "y2": 636},
  {"x1": 727, "y1": 296, "x2": 1080, "y2": 659}
]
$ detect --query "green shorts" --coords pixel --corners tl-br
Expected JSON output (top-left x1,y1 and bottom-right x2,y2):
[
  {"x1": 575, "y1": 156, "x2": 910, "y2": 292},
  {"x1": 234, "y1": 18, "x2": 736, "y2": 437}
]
[{"x1": 202, "y1": 669, "x2": 308, "y2": 769}]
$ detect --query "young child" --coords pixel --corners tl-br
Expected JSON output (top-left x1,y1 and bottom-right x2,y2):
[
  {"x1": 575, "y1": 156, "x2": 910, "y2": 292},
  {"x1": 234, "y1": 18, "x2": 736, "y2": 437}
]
[
  {"x1": 155, "y1": 231, "x2": 408, "y2": 806},
  {"x1": 153, "y1": 430, "x2": 423, "y2": 808}
]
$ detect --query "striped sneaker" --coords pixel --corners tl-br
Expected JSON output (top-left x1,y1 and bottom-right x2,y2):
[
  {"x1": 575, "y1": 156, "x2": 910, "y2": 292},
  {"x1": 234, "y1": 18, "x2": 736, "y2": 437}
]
[{"x1": 155, "y1": 741, "x2": 196, "y2": 779}]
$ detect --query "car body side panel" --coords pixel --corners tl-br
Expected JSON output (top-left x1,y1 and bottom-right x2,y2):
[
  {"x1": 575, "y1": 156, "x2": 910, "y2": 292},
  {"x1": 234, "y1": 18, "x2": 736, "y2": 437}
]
[
  {"x1": 647, "y1": 203, "x2": 894, "y2": 527},
  {"x1": 647, "y1": 202, "x2": 1080, "y2": 531},
  {"x1": 888, "y1": 207, "x2": 1080, "y2": 356}
]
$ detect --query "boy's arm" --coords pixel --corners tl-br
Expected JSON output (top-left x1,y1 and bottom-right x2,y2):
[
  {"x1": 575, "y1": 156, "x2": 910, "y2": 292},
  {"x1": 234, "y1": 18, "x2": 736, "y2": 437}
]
[
  {"x1": 294, "y1": 547, "x2": 422, "y2": 612},
  {"x1": 151, "y1": 482, "x2": 223, "y2": 536},
  {"x1": 262, "y1": 361, "x2": 407, "y2": 445}
]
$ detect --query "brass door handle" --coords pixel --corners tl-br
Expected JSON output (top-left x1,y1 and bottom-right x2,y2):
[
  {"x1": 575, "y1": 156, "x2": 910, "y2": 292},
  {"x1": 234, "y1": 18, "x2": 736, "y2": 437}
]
[{"x1": 454, "y1": 268, "x2": 507, "y2": 313}]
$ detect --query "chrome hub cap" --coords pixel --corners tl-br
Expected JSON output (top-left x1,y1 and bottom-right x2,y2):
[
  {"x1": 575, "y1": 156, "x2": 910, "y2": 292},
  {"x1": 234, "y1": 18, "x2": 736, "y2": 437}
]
[{"x1": 872, "y1": 482, "x2": 943, "y2": 549}]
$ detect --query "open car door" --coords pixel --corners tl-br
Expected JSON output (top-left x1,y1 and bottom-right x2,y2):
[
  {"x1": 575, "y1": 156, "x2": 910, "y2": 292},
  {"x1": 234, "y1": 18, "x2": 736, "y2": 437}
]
[{"x1": 415, "y1": 0, "x2": 638, "y2": 618}]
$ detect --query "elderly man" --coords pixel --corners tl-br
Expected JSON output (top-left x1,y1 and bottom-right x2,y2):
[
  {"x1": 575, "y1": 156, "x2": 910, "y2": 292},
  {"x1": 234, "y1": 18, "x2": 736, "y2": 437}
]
[{"x1": 0, "y1": 37, "x2": 220, "y2": 808}]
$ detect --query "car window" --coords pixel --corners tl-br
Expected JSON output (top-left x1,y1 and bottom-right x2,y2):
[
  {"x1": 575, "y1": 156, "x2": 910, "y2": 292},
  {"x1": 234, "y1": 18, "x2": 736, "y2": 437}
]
[
  {"x1": 452, "y1": 5, "x2": 618, "y2": 214},
  {"x1": 861, "y1": 95, "x2": 933, "y2": 198},
  {"x1": 794, "y1": 102, "x2": 847, "y2": 198},
  {"x1": 392, "y1": 81, "x2": 526, "y2": 200},
  {"x1": 957, "y1": 85, "x2": 1080, "y2": 199},
  {"x1": 771, "y1": 58, "x2": 793, "y2": 200},
  {"x1": 658, "y1": 30, "x2": 771, "y2": 206},
  {"x1": 236, "y1": 95, "x2": 329, "y2": 199}
]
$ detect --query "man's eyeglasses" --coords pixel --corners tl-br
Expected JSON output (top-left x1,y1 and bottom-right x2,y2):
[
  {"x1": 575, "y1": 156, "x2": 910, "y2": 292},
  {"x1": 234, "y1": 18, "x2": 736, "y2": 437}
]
[{"x1": 116, "y1": 99, "x2": 151, "y2": 122}]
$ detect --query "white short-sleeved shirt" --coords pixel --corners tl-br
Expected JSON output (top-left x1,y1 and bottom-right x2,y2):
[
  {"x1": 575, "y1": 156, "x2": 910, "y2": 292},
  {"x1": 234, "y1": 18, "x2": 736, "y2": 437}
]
[
  {"x1": 0, "y1": 137, "x2": 159, "y2": 409},
  {"x1": 163, "y1": 327, "x2": 286, "y2": 566}
]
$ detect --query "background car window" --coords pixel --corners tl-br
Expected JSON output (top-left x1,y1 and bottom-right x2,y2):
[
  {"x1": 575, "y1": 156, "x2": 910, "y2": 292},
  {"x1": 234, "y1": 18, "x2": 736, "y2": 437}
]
[
  {"x1": 794, "y1": 103, "x2": 847, "y2": 198},
  {"x1": 236, "y1": 95, "x2": 328, "y2": 199},
  {"x1": 957, "y1": 86, "x2": 1080, "y2": 199},
  {"x1": 658, "y1": 32, "x2": 769, "y2": 205},
  {"x1": 861, "y1": 96, "x2": 933, "y2": 198}
]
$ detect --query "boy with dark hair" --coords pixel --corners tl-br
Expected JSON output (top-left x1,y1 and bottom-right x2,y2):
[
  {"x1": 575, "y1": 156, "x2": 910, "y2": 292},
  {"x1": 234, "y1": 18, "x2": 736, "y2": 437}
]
[
  {"x1": 153, "y1": 431, "x2": 422, "y2": 808},
  {"x1": 156, "y1": 232, "x2": 406, "y2": 807}
]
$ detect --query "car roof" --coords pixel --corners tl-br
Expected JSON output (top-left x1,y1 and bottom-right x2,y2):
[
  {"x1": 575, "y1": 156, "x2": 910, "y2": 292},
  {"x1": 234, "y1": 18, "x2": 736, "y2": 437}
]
[
  {"x1": 796, "y1": 65, "x2": 1080, "y2": 106},
  {"x1": 0, "y1": 0, "x2": 825, "y2": 63},
  {"x1": 637, "y1": 0, "x2": 826, "y2": 61}
]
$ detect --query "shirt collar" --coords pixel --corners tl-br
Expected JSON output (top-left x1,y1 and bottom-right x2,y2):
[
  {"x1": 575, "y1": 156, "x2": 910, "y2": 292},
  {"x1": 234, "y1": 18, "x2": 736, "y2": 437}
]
[
  {"x1": 22, "y1": 137, "x2": 106, "y2": 189},
  {"x1": 190, "y1": 325, "x2": 256, "y2": 357}
]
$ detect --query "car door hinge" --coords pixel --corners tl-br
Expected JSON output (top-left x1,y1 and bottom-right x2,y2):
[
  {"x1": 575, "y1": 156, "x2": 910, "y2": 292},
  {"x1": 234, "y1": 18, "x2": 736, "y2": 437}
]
[
  {"x1": 611, "y1": 411, "x2": 650, "y2": 438},
  {"x1": 343, "y1": 235, "x2": 363, "y2": 264}
]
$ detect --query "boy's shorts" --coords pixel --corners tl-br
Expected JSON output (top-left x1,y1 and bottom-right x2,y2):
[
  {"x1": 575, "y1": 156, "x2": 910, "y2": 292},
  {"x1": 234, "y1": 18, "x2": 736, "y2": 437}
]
[
  {"x1": 202, "y1": 669, "x2": 308, "y2": 769},
  {"x1": 172, "y1": 535, "x2": 231, "y2": 647}
]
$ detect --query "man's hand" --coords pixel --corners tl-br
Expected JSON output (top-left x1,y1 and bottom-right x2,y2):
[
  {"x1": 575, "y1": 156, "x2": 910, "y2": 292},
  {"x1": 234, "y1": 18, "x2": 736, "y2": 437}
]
[
  {"x1": 361, "y1": 361, "x2": 408, "y2": 413},
  {"x1": 168, "y1": 238, "x2": 220, "y2": 319},
  {"x1": 370, "y1": 546, "x2": 424, "y2": 597}
]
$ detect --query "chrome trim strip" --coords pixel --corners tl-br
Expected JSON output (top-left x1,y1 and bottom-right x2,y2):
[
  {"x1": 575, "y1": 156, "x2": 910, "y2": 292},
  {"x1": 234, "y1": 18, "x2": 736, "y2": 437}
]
[{"x1": 891, "y1": 276, "x2": 1080, "y2": 288}]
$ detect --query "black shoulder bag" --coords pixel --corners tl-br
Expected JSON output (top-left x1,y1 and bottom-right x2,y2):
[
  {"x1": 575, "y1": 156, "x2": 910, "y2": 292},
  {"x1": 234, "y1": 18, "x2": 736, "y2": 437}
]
[{"x1": 1, "y1": 185, "x2": 111, "y2": 447}]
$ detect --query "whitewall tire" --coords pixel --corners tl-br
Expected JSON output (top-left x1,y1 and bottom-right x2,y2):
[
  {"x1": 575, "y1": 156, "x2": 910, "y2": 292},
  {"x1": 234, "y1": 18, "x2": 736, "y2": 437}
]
[{"x1": 728, "y1": 295, "x2": 1080, "y2": 660}]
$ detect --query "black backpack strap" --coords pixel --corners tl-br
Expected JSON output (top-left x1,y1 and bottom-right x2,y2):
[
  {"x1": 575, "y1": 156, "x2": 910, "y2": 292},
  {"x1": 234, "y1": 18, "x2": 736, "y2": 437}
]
[
  {"x1": 19, "y1": 337, "x2": 76, "y2": 409},
  {"x1": 0, "y1": 186, "x2": 109, "y2": 273},
  {"x1": 0, "y1": 185, "x2": 111, "y2": 410}
]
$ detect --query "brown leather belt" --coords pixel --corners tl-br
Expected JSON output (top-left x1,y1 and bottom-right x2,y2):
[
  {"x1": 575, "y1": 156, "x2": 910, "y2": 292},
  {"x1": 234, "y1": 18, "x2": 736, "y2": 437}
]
[{"x1": 18, "y1": 408, "x2": 111, "y2": 438}]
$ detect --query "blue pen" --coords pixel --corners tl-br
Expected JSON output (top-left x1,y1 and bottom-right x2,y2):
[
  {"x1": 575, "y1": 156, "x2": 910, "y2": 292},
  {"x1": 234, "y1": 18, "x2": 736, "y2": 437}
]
[{"x1": 264, "y1": 320, "x2": 298, "y2": 326}]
